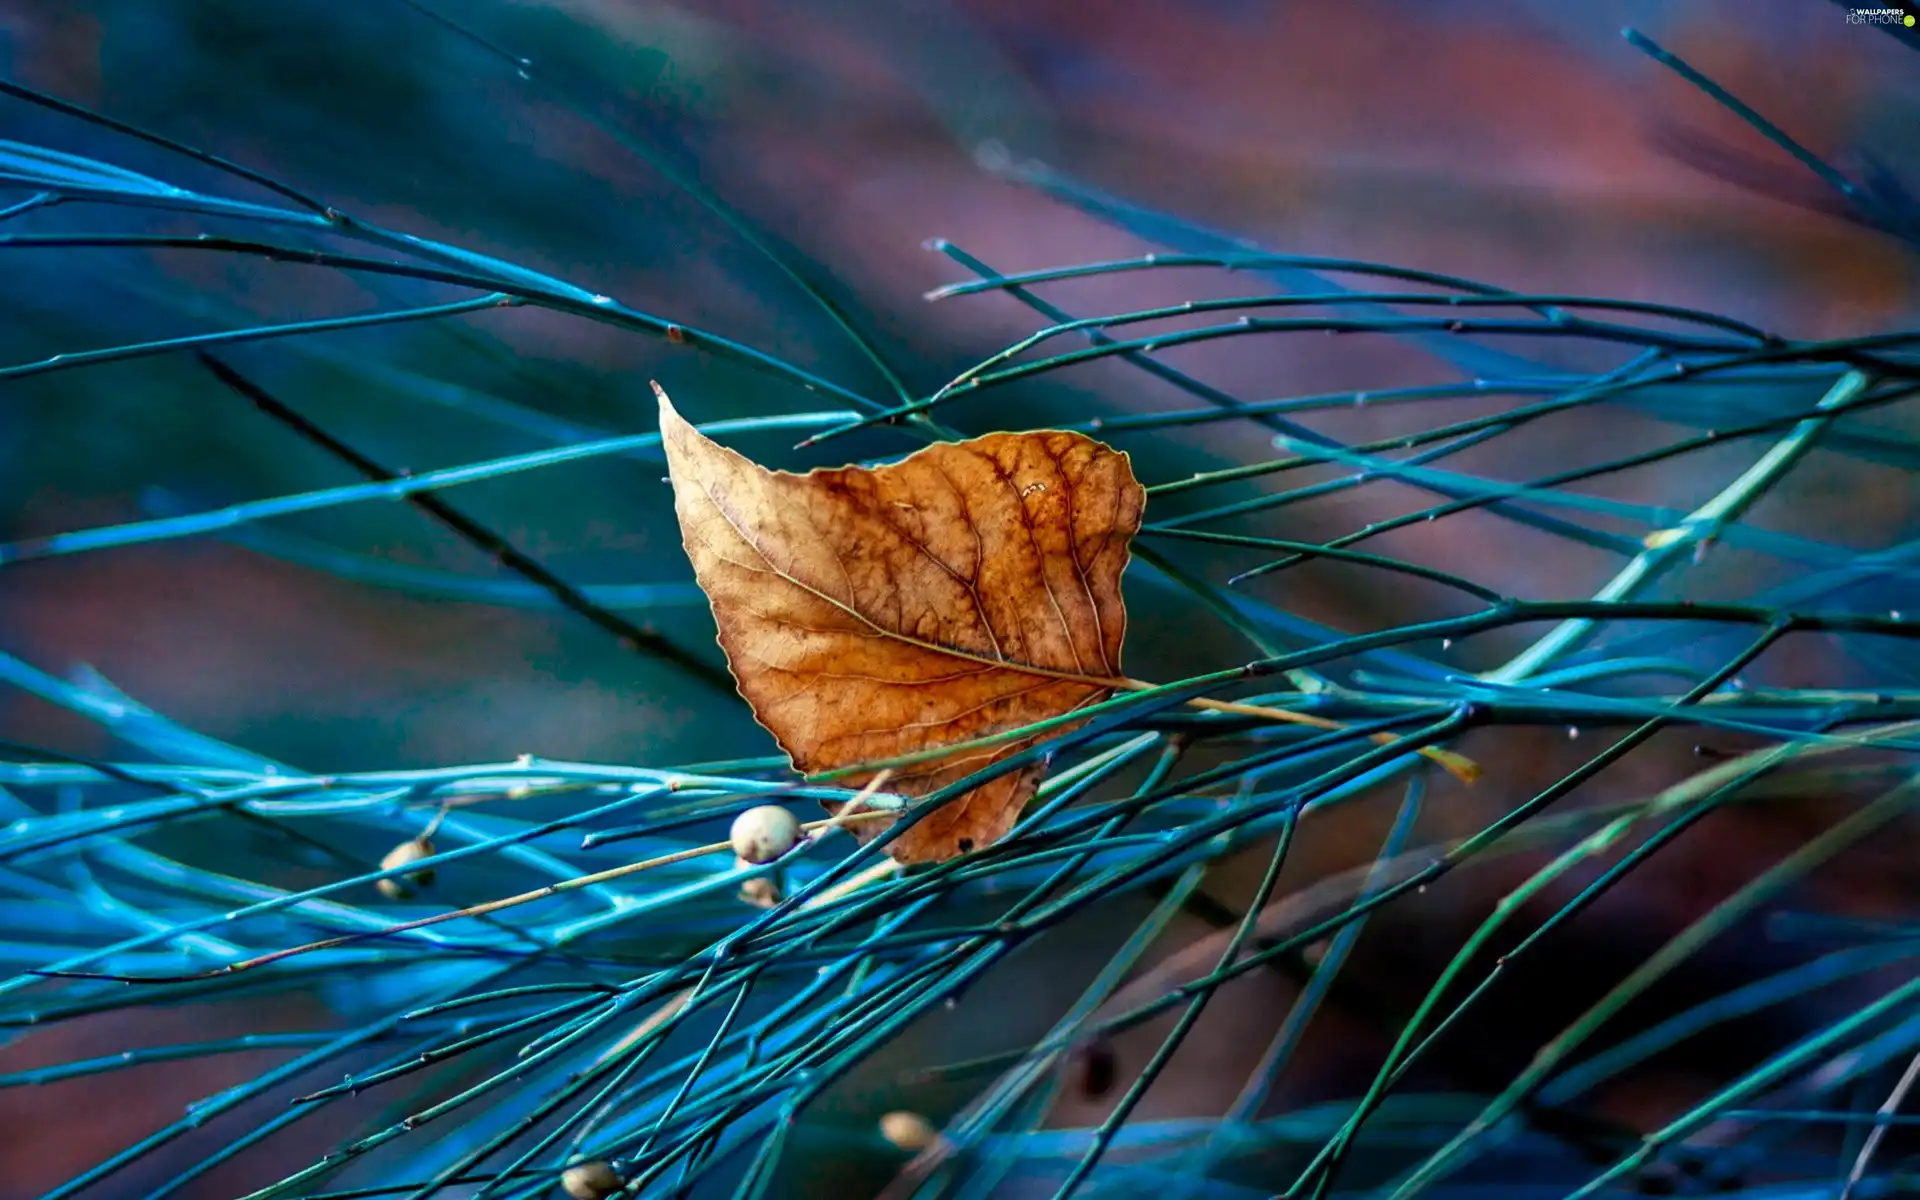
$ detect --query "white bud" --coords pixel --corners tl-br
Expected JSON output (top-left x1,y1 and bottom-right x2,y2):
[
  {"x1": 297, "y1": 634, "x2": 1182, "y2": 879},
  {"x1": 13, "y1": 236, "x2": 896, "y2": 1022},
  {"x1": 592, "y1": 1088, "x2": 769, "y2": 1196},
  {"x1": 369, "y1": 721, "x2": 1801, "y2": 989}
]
[
  {"x1": 376, "y1": 837, "x2": 435, "y2": 900},
  {"x1": 879, "y1": 1110, "x2": 939, "y2": 1151},
  {"x1": 730, "y1": 805, "x2": 801, "y2": 865},
  {"x1": 736, "y1": 856, "x2": 782, "y2": 908},
  {"x1": 561, "y1": 1160, "x2": 624, "y2": 1200}
]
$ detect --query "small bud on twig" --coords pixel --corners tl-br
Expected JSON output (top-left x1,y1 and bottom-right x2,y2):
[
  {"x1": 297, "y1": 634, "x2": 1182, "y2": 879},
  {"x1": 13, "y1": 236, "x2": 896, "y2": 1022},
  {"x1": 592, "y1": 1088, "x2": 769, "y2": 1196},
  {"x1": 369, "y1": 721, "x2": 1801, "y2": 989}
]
[{"x1": 376, "y1": 836, "x2": 435, "y2": 901}]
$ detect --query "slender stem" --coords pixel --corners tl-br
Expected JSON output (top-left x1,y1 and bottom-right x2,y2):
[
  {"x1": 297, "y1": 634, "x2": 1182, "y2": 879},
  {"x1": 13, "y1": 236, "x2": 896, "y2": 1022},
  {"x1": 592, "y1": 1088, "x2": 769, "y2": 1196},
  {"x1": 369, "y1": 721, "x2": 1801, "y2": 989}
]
[{"x1": 1486, "y1": 369, "x2": 1870, "y2": 683}]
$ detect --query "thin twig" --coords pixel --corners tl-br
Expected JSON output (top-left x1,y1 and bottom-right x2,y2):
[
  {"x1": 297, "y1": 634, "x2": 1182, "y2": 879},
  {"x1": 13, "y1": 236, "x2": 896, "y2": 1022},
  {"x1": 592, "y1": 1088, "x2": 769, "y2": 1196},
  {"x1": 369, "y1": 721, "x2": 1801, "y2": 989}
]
[{"x1": 196, "y1": 352, "x2": 734, "y2": 692}]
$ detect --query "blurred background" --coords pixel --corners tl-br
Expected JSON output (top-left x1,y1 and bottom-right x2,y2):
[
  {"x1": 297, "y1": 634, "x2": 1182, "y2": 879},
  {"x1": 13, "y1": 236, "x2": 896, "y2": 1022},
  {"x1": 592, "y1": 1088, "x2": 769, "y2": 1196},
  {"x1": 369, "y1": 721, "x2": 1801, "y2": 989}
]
[{"x1": 1, "y1": 1, "x2": 1917, "y2": 1196}]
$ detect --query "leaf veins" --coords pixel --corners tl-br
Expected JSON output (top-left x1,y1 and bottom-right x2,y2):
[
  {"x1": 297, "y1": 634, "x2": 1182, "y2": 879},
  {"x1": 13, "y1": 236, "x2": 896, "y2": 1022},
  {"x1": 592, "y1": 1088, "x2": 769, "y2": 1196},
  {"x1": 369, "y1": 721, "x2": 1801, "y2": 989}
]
[{"x1": 658, "y1": 386, "x2": 1144, "y2": 863}]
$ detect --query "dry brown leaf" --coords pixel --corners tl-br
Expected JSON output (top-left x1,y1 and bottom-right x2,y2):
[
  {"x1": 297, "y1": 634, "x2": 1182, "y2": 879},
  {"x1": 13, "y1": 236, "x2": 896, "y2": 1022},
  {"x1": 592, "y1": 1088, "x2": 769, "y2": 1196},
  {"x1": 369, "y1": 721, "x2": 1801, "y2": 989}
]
[{"x1": 658, "y1": 387, "x2": 1144, "y2": 864}]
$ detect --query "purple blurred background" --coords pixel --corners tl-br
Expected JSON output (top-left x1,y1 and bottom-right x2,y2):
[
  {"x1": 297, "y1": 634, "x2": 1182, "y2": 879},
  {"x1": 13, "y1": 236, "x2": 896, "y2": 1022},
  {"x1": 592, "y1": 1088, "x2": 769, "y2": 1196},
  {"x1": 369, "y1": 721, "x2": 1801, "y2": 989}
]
[{"x1": 0, "y1": 1, "x2": 1916, "y2": 1194}]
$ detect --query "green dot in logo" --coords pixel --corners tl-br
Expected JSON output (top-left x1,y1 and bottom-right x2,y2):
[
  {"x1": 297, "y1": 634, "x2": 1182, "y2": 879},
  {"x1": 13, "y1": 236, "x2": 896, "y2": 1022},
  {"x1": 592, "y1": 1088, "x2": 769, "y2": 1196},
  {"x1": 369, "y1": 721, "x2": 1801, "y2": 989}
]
[{"x1": 1908, "y1": 13, "x2": 1916, "y2": 25}]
